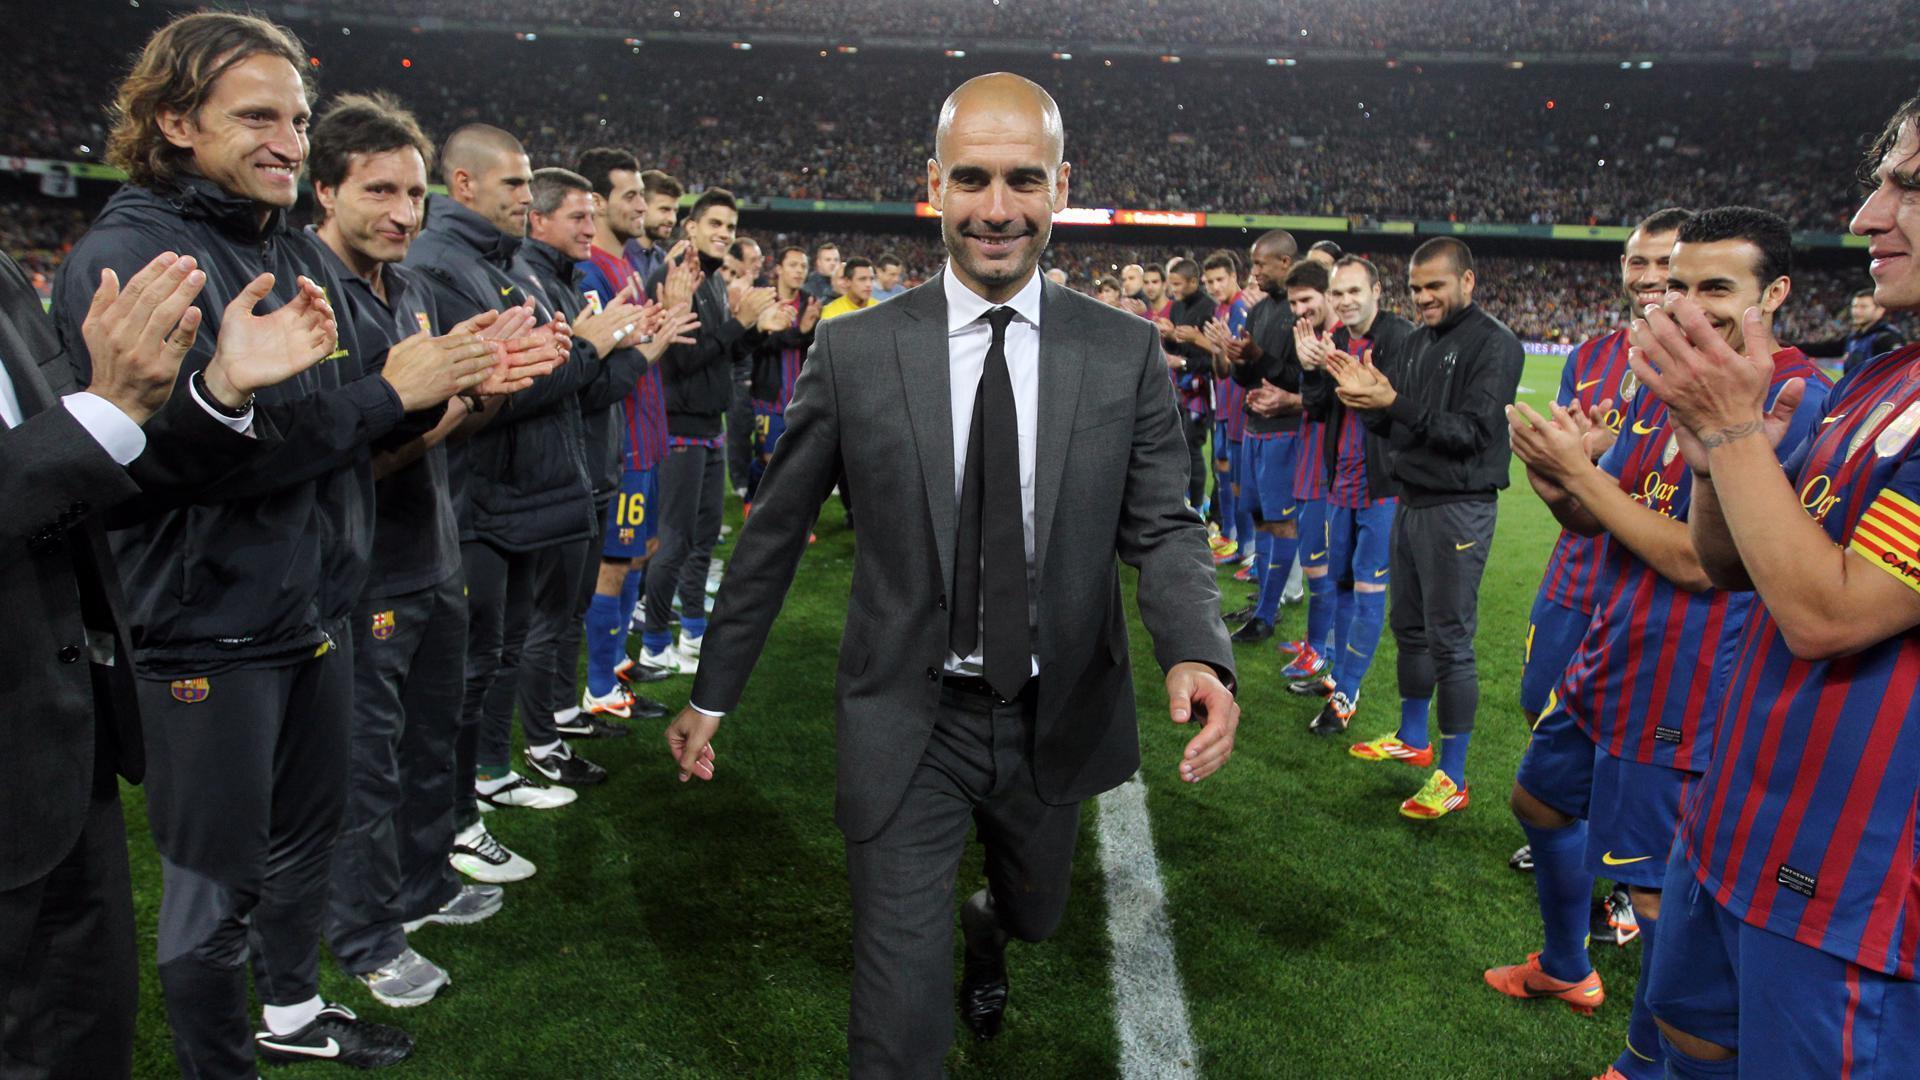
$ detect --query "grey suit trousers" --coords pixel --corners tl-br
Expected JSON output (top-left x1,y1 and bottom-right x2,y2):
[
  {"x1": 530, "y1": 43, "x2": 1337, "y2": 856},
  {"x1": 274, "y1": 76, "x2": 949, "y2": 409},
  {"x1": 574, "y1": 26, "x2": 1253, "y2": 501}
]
[{"x1": 845, "y1": 683, "x2": 1080, "y2": 1079}]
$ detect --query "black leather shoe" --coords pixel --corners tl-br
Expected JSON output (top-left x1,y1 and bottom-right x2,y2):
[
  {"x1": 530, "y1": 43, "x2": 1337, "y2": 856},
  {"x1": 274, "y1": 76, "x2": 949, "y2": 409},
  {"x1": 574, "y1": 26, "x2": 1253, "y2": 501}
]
[
  {"x1": 958, "y1": 890, "x2": 1009, "y2": 1040},
  {"x1": 625, "y1": 694, "x2": 671, "y2": 720},
  {"x1": 616, "y1": 658, "x2": 674, "y2": 685},
  {"x1": 1230, "y1": 617, "x2": 1274, "y2": 643},
  {"x1": 1222, "y1": 604, "x2": 1256, "y2": 623}
]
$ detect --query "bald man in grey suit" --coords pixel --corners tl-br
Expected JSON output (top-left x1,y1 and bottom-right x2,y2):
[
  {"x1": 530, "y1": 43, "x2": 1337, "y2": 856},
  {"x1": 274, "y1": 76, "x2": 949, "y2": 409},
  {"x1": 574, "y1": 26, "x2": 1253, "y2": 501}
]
[{"x1": 666, "y1": 74, "x2": 1240, "y2": 1077}]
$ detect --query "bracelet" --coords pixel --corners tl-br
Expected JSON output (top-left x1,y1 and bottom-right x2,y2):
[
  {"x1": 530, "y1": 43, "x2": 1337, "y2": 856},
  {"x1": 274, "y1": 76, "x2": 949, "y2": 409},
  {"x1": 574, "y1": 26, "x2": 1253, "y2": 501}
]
[{"x1": 193, "y1": 368, "x2": 252, "y2": 418}]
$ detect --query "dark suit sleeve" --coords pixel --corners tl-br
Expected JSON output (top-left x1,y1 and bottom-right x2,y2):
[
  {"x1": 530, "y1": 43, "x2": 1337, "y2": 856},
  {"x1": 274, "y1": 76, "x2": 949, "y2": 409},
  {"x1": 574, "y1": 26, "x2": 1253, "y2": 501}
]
[
  {"x1": 689, "y1": 318, "x2": 845, "y2": 714},
  {"x1": 0, "y1": 403, "x2": 139, "y2": 550},
  {"x1": 1377, "y1": 331, "x2": 1523, "y2": 460},
  {"x1": 1113, "y1": 321, "x2": 1236, "y2": 689}
]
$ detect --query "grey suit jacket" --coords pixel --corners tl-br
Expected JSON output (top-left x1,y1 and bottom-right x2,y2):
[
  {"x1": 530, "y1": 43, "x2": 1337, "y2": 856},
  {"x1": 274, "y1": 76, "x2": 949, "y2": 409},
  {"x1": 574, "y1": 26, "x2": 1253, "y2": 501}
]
[{"x1": 692, "y1": 272, "x2": 1235, "y2": 842}]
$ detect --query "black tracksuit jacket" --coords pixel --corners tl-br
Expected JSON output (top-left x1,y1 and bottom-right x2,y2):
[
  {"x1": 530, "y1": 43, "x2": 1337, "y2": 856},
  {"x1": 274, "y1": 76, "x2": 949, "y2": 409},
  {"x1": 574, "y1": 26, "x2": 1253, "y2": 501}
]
[{"x1": 1358, "y1": 302, "x2": 1524, "y2": 506}]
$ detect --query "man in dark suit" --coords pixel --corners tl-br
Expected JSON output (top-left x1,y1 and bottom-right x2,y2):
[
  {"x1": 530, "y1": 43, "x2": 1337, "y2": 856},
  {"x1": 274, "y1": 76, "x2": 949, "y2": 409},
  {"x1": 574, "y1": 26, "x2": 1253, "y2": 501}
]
[
  {"x1": 664, "y1": 74, "x2": 1240, "y2": 1077},
  {"x1": 0, "y1": 246, "x2": 319, "y2": 1078}
]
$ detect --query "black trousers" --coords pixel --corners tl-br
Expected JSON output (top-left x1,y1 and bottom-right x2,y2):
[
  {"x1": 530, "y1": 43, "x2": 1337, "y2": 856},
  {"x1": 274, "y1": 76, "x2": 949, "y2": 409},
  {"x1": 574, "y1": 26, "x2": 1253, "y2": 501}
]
[
  {"x1": 465, "y1": 539, "x2": 587, "y2": 769},
  {"x1": 326, "y1": 574, "x2": 467, "y2": 974},
  {"x1": 844, "y1": 685, "x2": 1081, "y2": 1079},
  {"x1": 547, "y1": 502, "x2": 610, "y2": 716},
  {"x1": 1389, "y1": 498, "x2": 1498, "y2": 737},
  {"x1": 645, "y1": 443, "x2": 725, "y2": 637},
  {"x1": 0, "y1": 752, "x2": 136, "y2": 1080},
  {"x1": 1181, "y1": 413, "x2": 1211, "y2": 512},
  {"x1": 726, "y1": 370, "x2": 754, "y2": 496},
  {"x1": 142, "y1": 631, "x2": 352, "y2": 1080}
]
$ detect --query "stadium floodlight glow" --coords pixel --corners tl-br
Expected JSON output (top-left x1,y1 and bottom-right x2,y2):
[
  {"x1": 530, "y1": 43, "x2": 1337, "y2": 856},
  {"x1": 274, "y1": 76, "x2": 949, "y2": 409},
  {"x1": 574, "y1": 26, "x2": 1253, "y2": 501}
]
[
  {"x1": 1265, "y1": 57, "x2": 1298, "y2": 67},
  {"x1": 1506, "y1": 60, "x2": 1525, "y2": 70},
  {"x1": 836, "y1": 45, "x2": 858, "y2": 54},
  {"x1": 945, "y1": 49, "x2": 967, "y2": 58},
  {"x1": 1159, "y1": 55, "x2": 1181, "y2": 63},
  {"x1": 1620, "y1": 61, "x2": 1633, "y2": 69},
  {"x1": 624, "y1": 37, "x2": 641, "y2": 46},
  {"x1": 1052, "y1": 52, "x2": 1072, "y2": 61},
  {"x1": 514, "y1": 31, "x2": 537, "y2": 41},
  {"x1": 731, "y1": 41, "x2": 752, "y2": 50},
  {"x1": 1638, "y1": 61, "x2": 1654, "y2": 69},
  {"x1": 341, "y1": 26, "x2": 350, "y2": 35}
]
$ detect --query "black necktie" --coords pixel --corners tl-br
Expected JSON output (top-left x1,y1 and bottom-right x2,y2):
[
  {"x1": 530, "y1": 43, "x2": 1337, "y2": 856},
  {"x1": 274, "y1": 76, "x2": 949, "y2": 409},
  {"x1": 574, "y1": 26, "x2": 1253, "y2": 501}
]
[{"x1": 949, "y1": 306, "x2": 1029, "y2": 701}]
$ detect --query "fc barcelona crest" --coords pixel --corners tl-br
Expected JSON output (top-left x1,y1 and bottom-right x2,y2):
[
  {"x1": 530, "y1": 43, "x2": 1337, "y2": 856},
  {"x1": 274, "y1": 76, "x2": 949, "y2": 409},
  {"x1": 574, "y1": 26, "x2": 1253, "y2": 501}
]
[
  {"x1": 170, "y1": 678, "x2": 210, "y2": 704},
  {"x1": 414, "y1": 311, "x2": 432, "y2": 334},
  {"x1": 371, "y1": 610, "x2": 397, "y2": 641},
  {"x1": 584, "y1": 289, "x2": 604, "y2": 316}
]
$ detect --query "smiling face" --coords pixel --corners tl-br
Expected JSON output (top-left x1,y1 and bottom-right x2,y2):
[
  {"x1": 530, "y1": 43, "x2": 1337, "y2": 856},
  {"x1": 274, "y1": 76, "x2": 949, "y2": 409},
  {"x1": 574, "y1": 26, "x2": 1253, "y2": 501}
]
[
  {"x1": 778, "y1": 248, "x2": 808, "y2": 292},
  {"x1": 688, "y1": 203, "x2": 737, "y2": 261},
  {"x1": 1143, "y1": 268, "x2": 1166, "y2": 304},
  {"x1": 640, "y1": 192, "x2": 678, "y2": 244},
  {"x1": 1853, "y1": 118, "x2": 1920, "y2": 313},
  {"x1": 530, "y1": 187, "x2": 596, "y2": 262},
  {"x1": 1664, "y1": 238, "x2": 1790, "y2": 352},
  {"x1": 927, "y1": 75, "x2": 1070, "y2": 301},
  {"x1": 1288, "y1": 285, "x2": 1331, "y2": 332},
  {"x1": 1202, "y1": 266, "x2": 1240, "y2": 306},
  {"x1": 1619, "y1": 226, "x2": 1680, "y2": 312},
  {"x1": 159, "y1": 51, "x2": 310, "y2": 212},
  {"x1": 1408, "y1": 257, "x2": 1474, "y2": 327},
  {"x1": 599, "y1": 167, "x2": 644, "y2": 245},
  {"x1": 316, "y1": 145, "x2": 427, "y2": 267},
  {"x1": 1328, "y1": 263, "x2": 1381, "y2": 334}
]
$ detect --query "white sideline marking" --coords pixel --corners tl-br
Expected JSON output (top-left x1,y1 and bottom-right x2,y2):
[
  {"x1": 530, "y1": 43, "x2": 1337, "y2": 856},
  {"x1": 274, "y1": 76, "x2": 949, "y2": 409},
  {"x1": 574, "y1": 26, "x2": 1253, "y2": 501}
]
[{"x1": 1096, "y1": 774, "x2": 1200, "y2": 1078}]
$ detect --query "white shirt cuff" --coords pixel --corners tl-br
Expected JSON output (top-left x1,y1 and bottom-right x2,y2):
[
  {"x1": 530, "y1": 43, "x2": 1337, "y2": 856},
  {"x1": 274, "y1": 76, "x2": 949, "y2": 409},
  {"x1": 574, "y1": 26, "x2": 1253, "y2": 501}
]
[
  {"x1": 61, "y1": 392, "x2": 146, "y2": 466},
  {"x1": 187, "y1": 375, "x2": 256, "y2": 436},
  {"x1": 689, "y1": 702, "x2": 726, "y2": 718}
]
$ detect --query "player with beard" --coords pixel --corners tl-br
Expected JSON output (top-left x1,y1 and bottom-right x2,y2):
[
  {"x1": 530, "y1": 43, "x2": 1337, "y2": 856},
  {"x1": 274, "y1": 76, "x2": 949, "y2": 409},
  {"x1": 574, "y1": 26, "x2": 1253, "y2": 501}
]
[
  {"x1": 747, "y1": 246, "x2": 822, "y2": 506},
  {"x1": 1202, "y1": 252, "x2": 1256, "y2": 580},
  {"x1": 873, "y1": 253, "x2": 908, "y2": 301},
  {"x1": 1142, "y1": 264, "x2": 1171, "y2": 321},
  {"x1": 1160, "y1": 257, "x2": 1219, "y2": 529},
  {"x1": 623, "y1": 168, "x2": 682, "y2": 288}
]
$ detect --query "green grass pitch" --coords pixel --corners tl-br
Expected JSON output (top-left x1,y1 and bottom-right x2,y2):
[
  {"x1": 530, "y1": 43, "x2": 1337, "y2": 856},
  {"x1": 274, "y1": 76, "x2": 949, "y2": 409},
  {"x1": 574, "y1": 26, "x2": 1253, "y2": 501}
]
[{"x1": 119, "y1": 354, "x2": 1647, "y2": 1077}]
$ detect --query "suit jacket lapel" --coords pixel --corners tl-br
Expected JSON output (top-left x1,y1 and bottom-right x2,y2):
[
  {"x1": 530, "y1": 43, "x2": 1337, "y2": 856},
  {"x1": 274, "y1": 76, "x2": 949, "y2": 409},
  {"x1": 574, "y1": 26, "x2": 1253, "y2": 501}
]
[
  {"x1": 0, "y1": 304, "x2": 55, "y2": 417},
  {"x1": 894, "y1": 272, "x2": 958, "y2": 593},
  {"x1": 1034, "y1": 279, "x2": 1085, "y2": 580}
]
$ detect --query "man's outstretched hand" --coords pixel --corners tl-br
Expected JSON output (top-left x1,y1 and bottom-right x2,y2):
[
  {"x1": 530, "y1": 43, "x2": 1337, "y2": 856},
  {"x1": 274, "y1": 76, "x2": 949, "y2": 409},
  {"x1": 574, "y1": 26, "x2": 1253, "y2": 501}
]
[
  {"x1": 1166, "y1": 661, "x2": 1239, "y2": 783},
  {"x1": 665, "y1": 705, "x2": 720, "y2": 783}
]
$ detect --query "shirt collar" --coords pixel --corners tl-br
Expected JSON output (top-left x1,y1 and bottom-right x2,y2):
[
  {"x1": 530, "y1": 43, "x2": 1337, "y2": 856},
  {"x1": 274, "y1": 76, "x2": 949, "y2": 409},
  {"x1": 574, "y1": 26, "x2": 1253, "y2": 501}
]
[{"x1": 943, "y1": 260, "x2": 1043, "y2": 335}]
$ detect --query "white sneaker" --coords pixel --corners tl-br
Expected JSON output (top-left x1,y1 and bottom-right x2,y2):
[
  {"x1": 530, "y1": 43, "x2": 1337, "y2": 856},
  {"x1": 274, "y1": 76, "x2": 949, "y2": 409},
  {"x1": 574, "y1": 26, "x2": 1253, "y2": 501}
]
[
  {"x1": 705, "y1": 564, "x2": 725, "y2": 595},
  {"x1": 475, "y1": 771, "x2": 577, "y2": 810},
  {"x1": 357, "y1": 947, "x2": 448, "y2": 1008},
  {"x1": 640, "y1": 643, "x2": 697, "y2": 675},
  {"x1": 678, "y1": 632, "x2": 704, "y2": 659},
  {"x1": 581, "y1": 684, "x2": 633, "y2": 719},
  {"x1": 450, "y1": 822, "x2": 535, "y2": 883}
]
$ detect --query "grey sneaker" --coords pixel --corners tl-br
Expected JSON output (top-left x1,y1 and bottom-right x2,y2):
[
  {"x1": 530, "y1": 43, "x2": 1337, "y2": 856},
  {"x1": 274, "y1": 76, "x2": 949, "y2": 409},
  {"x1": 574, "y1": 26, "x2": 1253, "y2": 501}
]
[
  {"x1": 357, "y1": 948, "x2": 448, "y2": 1008},
  {"x1": 403, "y1": 885, "x2": 504, "y2": 933}
]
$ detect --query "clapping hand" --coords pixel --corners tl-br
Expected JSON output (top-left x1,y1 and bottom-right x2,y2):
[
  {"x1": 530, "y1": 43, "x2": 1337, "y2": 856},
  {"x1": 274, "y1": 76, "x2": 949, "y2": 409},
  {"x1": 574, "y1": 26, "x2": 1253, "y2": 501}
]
[
  {"x1": 1506, "y1": 401, "x2": 1594, "y2": 486},
  {"x1": 798, "y1": 295, "x2": 823, "y2": 333},
  {"x1": 1293, "y1": 319, "x2": 1335, "y2": 371},
  {"x1": 81, "y1": 251, "x2": 207, "y2": 424},
  {"x1": 637, "y1": 302, "x2": 700, "y2": 362},
  {"x1": 201, "y1": 272, "x2": 338, "y2": 410},
  {"x1": 1627, "y1": 296, "x2": 1800, "y2": 461},
  {"x1": 1326, "y1": 345, "x2": 1396, "y2": 410}
]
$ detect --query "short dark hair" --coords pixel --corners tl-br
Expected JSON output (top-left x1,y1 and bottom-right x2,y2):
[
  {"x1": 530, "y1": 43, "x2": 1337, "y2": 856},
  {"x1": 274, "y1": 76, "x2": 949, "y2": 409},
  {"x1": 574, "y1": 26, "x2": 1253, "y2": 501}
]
[
  {"x1": 1634, "y1": 207, "x2": 1695, "y2": 238},
  {"x1": 1201, "y1": 251, "x2": 1241, "y2": 278},
  {"x1": 1096, "y1": 275, "x2": 1121, "y2": 293},
  {"x1": 1677, "y1": 206, "x2": 1792, "y2": 287},
  {"x1": 876, "y1": 252, "x2": 903, "y2": 270},
  {"x1": 1144, "y1": 265, "x2": 1165, "y2": 281},
  {"x1": 529, "y1": 167, "x2": 592, "y2": 215},
  {"x1": 574, "y1": 146, "x2": 640, "y2": 200},
  {"x1": 1411, "y1": 236, "x2": 1474, "y2": 275},
  {"x1": 639, "y1": 169, "x2": 684, "y2": 201},
  {"x1": 308, "y1": 91, "x2": 434, "y2": 193},
  {"x1": 1284, "y1": 261, "x2": 1332, "y2": 293},
  {"x1": 1309, "y1": 240, "x2": 1344, "y2": 259},
  {"x1": 1167, "y1": 257, "x2": 1199, "y2": 280},
  {"x1": 776, "y1": 245, "x2": 807, "y2": 264},
  {"x1": 1861, "y1": 88, "x2": 1920, "y2": 185},
  {"x1": 1334, "y1": 254, "x2": 1380, "y2": 287},
  {"x1": 688, "y1": 187, "x2": 737, "y2": 222},
  {"x1": 729, "y1": 237, "x2": 760, "y2": 260},
  {"x1": 842, "y1": 256, "x2": 873, "y2": 276},
  {"x1": 814, "y1": 242, "x2": 839, "y2": 257},
  {"x1": 1854, "y1": 287, "x2": 1881, "y2": 302}
]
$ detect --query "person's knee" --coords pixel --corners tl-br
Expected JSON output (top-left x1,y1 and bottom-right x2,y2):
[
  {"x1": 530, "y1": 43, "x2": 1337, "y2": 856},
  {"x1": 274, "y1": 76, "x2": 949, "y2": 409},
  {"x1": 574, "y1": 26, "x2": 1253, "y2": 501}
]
[
  {"x1": 1629, "y1": 885, "x2": 1662, "y2": 922},
  {"x1": 1509, "y1": 782, "x2": 1574, "y2": 829},
  {"x1": 1354, "y1": 582, "x2": 1386, "y2": 595},
  {"x1": 1656, "y1": 1018, "x2": 1736, "y2": 1062}
]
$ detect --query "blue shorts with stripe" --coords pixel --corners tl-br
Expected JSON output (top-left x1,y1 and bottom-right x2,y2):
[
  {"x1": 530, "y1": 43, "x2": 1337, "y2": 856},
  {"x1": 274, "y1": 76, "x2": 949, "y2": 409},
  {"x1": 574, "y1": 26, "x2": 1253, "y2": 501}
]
[
  {"x1": 1297, "y1": 498, "x2": 1327, "y2": 569},
  {"x1": 1522, "y1": 592, "x2": 1591, "y2": 717},
  {"x1": 1585, "y1": 751, "x2": 1688, "y2": 890},
  {"x1": 602, "y1": 466, "x2": 659, "y2": 559},
  {"x1": 1241, "y1": 434, "x2": 1299, "y2": 524},
  {"x1": 1327, "y1": 500, "x2": 1393, "y2": 586},
  {"x1": 1647, "y1": 853, "x2": 1920, "y2": 1076},
  {"x1": 753, "y1": 402, "x2": 788, "y2": 461},
  {"x1": 1515, "y1": 698, "x2": 1595, "y2": 822}
]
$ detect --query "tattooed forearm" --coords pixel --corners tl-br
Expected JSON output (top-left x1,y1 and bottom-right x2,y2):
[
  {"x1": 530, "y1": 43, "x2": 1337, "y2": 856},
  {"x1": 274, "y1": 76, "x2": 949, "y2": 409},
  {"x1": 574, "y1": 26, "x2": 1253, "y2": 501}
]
[{"x1": 1697, "y1": 420, "x2": 1765, "y2": 449}]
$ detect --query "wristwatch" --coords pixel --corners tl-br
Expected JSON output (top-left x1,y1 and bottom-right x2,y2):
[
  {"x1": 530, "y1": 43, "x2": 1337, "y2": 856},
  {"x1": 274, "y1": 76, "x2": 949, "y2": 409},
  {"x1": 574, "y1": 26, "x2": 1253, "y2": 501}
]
[{"x1": 193, "y1": 368, "x2": 252, "y2": 418}]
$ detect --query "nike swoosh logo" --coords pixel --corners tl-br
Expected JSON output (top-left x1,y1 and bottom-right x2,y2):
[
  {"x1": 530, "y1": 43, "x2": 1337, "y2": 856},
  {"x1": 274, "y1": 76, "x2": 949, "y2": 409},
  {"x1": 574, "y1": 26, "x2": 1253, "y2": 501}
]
[
  {"x1": 499, "y1": 285, "x2": 515, "y2": 296},
  {"x1": 257, "y1": 1036, "x2": 341, "y2": 1058},
  {"x1": 1373, "y1": 568, "x2": 1389, "y2": 577},
  {"x1": 1308, "y1": 550, "x2": 1327, "y2": 560},
  {"x1": 1454, "y1": 541, "x2": 1477, "y2": 551},
  {"x1": 1576, "y1": 378, "x2": 1603, "y2": 392},
  {"x1": 1632, "y1": 421, "x2": 1659, "y2": 435},
  {"x1": 1823, "y1": 414, "x2": 1846, "y2": 425},
  {"x1": 1600, "y1": 852, "x2": 1652, "y2": 866}
]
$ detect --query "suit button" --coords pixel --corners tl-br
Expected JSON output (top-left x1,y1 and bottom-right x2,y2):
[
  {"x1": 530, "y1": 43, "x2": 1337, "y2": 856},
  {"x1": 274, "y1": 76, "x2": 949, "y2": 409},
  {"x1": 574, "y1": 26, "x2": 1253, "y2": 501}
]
[
  {"x1": 70, "y1": 501, "x2": 88, "y2": 517},
  {"x1": 936, "y1": 594, "x2": 948, "y2": 611},
  {"x1": 925, "y1": 667, "x2": 939, "y2": 682},
  {"x1": 58, "y1": 644, "x2": 82, "y2": 664}
]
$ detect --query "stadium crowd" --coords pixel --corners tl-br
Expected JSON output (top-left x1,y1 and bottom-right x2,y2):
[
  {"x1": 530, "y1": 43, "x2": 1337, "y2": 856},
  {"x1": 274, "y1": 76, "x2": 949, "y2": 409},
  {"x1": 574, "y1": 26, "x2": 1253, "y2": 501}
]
[
  {"x1": 6, "y1": 6, "x2": 1911, "y2": 231},
  {"x1": 258, "y1": 0, "x2": 1918, "y2": 54},
  {"x1": 7, "y1": 7, "x2": 1920, "y2": 1080}
]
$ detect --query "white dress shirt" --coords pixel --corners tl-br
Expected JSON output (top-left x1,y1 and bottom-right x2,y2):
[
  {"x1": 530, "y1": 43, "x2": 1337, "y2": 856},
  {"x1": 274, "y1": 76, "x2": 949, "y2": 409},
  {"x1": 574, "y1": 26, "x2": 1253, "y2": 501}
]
[
  {"x1": 941, "y1": 263, "x2": 1042, "y2": 678},
  {"x1": 0, "y1": 353, "x2": 253, "y2": 465}
]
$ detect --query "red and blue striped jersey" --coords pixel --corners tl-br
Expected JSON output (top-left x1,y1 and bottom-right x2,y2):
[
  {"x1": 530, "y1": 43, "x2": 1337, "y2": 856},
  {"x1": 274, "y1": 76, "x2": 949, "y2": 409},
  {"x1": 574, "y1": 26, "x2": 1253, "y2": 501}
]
[
  {"x1": 580, "y1": 245, "x2": 668, "y2": 471},
  {"x1": 1537, "y1": 329, "x2": 1634, "y2": 614},
  {"x1": 1217, "y1": 294, "x2": 1251, "y2": 441},
  {"x1": 1680, "y1": 343, "x2": 1920, "y2": 978},
  {"x1": 752, "y1": 293, "x2": 809, "y2": 414},
  {"x1": 1562, "y1": 348, "x2": 1830, "y2": 775},
  {"x1": 1328, "y1": 330, "x2": 1378, "y2": 508}
]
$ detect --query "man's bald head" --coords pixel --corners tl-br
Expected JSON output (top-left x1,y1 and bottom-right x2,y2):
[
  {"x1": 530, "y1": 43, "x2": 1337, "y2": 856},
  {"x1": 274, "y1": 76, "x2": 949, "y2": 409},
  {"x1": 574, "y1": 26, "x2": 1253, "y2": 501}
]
[
  {"x1": 1253, "y1": 230, "x2": 1298, "y2": 261},
  {"x1": 439, "y1": 123, "x2": 532, "y2": 236},
  {"x1": 439, "y1": 123, "x2": 524, "y2": 186},
  {"x1": 934, "y1": 73, "x2": 1064, "y2": 167}
]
